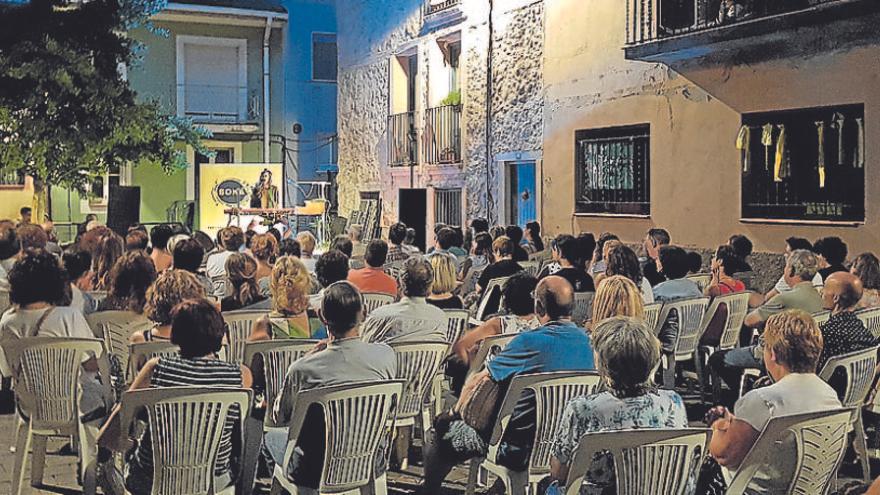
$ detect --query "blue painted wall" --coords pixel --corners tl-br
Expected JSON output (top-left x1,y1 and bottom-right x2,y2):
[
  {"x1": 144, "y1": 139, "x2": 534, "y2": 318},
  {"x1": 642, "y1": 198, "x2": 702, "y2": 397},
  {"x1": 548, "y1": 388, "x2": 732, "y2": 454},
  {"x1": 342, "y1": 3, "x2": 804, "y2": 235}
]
[{"x1": 281, "y1": 0, "x2": 337, "y2": 202}]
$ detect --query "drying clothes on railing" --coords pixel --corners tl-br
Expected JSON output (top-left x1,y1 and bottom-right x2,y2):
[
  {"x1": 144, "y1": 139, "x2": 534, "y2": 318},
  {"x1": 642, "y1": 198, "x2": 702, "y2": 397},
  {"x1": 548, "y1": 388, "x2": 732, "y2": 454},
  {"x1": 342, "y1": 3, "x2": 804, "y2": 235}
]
[
  {"x1": 773, "y1": 124, "x2": 790, "y2": 182},
  {"x1": 815, "y1": 121, "x2": 826, "y2": 189},
  {"x1": 736, "y1": 125, "x2": 751, "y2": 173},
  {"x1": 761, "y1": 123, "x2": 774, "y2": 170},
  {"x1": 831, "y1": 112, "x2": 846, "y2": 167},
  {"x1": 855, "y1": 117, "x2": 865, "y2": 169}
]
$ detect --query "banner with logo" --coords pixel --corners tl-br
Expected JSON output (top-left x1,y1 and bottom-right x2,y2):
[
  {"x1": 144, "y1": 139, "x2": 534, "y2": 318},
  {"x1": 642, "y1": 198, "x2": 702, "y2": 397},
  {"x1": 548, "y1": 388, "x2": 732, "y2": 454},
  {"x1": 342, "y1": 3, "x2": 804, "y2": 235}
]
[{"x1": 198, "y1": 163, "x2": 284, "y2": 237}]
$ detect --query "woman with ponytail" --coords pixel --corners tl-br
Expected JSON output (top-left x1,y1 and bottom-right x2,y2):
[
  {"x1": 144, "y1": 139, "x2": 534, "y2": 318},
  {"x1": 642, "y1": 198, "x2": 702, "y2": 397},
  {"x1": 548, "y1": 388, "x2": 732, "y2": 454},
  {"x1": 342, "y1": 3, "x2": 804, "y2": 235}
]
[{"x1": 220, "y1": 252, "x2": 266, "y2": 312}]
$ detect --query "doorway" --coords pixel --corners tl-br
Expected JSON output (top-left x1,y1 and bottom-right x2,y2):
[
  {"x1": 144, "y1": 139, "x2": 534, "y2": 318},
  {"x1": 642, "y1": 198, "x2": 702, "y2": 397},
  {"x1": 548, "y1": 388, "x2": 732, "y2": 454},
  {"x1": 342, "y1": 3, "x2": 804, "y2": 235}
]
[
  {"x1": 506, "y1": 161, "x2": 537, "y2": 227},
  {"x1": 399, "y1": 188, "x2": 427, "y2": 252}
]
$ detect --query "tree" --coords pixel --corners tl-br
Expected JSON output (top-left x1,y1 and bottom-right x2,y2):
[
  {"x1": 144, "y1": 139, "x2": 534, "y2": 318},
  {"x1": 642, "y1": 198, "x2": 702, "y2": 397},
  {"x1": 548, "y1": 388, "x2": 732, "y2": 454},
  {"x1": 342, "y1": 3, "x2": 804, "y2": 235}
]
[{"x1": 0, "y1": 0, "x2": 208, "y2": 217}]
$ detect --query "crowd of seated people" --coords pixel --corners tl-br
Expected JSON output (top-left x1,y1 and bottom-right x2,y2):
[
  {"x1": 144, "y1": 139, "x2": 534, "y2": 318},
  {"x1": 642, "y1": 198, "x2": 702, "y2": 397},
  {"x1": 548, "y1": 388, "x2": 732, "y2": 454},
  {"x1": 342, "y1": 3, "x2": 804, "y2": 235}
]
[{"x1": 2, "y1": 213, "x2": 880, "y2": 495}]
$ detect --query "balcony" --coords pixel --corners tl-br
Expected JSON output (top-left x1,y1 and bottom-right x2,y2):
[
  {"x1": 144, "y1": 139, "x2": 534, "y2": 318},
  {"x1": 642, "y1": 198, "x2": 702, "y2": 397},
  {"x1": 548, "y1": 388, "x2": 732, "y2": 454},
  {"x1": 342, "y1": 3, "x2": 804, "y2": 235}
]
[
  {"x1": 624, "y1": 0, "x2": 880, "y2": 63},
  {"x1": 425, "y1": 0, "x2": 460, "y2": 16},
  {"x1": 388, "y1": 111, "x2": 418, "y2": 167},
  {"x1": 424, "y1": 105, "x2": 462, "y2": 165},
  {"x1": 423, "y1": 0, "x2": 464, "y2": 32}
]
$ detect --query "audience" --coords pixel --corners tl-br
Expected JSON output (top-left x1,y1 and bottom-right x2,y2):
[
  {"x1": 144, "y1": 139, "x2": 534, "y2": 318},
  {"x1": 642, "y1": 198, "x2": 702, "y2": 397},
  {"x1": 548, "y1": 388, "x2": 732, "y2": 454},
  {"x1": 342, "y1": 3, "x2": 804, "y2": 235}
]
[
  {"x1": 386, "y1": 222, "x2": 412, "y2": 263},
  {"x1": 403, "y1": 227, "x2": 420, "y2": 253},
  {"x1": 421, "y1": 276, "x2": 595, "y2": 493},
  {"x1": 758, "y1": 237, "x2": 824, "y2": 306},
  {"x1": 0, "y1": 221, "x2": 18, "y2": 290},
  {"x1": 704, "y1": 245, "x2": 746, "y2": 297},
  {"x1": 62, "y1": 249, "x2": 95, "y2": 314},
  {"x1": 489, "y1": 225, "x2": 506, "y2": 240},
  {"x1": 221, "y1": 253, "x2": 266, "y2": 312},
  {"x1": 590, "y1": 232, "x2": 620, "y2": 275},
  {"x1": 603, "y1": 243, "x2": 653, "y2": 303},
  {"x1": 18, "y1": 223, "x2": 49, "y2": 252},
  {"x1": 851, "y1": 252, "x2": 880, "y2": 308},
  {"x1": 148, "y1": 224, "x2": 174, "y2": 272},
  {"x1": 575, "y1": 233, "x2": 597, "y2": 275},
  {"x1": 115, "y1": 299, "x2": 252, "y2": 495},
  {"x1": 459, "y1": 232, "x2": 492, "y2": 281},
  {"x1": 18, "y1": 206, "x2": 32, "y2": 226},
  {"x1": 296, "y1": 231, "x2": 318, "y2": 272},
  {"x1": 131, "y1": 269, "x2": 207, "y2": 344},
  {"x1": 538, "y1": 235, "x2": 593, "y2": 293},
  {"x1": 505, "y1": 225, "x2": 530, "y2": 262},
  {"x1": 251, "y1": 233, "x2": 278, "y2": 293},
  {"x1": 267, "y1": 281, "x2": 396, "y2": 491},
  {"x1": 524, "y1": 221, "x2": 544, "y2": 254},
  {"x1": 432, "y1": 227, "x2": 458, "y2": 260},
  {"x1": 311, "y1": 249, "x2": 350, "y2": 309},
  {"x1": 347, "y1": 239, "x2": 398, "y2": 297},
  {"x1": 702, "y1": 310, "x2": 840, "y2": 493},
  {"x1": 686, "y1": 251, "x2": 704, "y2": 274},
  {"x1": 476, "y1": 236, "x2": 523, "y2": 293},
  {"x1": 278, "y1": 238, "x2": 301, "y2": 258},
  {"x1": 97, "y1": 251, "x2": 158, "y2": 314},
  {"x1": 426, "y1": 252, "x2": 464, "y2": 309},
  {"x1": 653, "y1": 246, "x2": 702, "y2": 351},
  {"x1": 206, "y1": 227, "x2": 244, "y2": 297},
  {"x1": 90, "y1": 232, "x2": 125, "y2": 291},
  {"x1": 361, "y1": 256, "x2": 447, "y2": 343},
  {"x1": 727, "y1": 233, "x2": 754, "y2": 275},
  {"x1": 814, "y1": 236, "x2": 849, "y2": 282},
  {"x1": 546, "y1": 316, "x2": 686, "y2": 494},
  {"x1": 591, "y1": 275, "x2": 645, "y2": 329},
  {"x1": 42, "y1": 221, "x2": 62, "y2": 255},
  {"x1": 332, "y1": 234, "x2": 354, "y2": 258},
  {"x1": 642, "y1": 228, "x2": 670, "y2": 287},
  {"x1": 172, "y1": 237, "x2": 211, "y2": 293},
  {"x1": 449, "y1": 227, "x2": 468, "y2": 258},
  {"x1": 348, "y1": 223, "x2": 365, "y2": 258},
  {"x1": 125, "y1": 230, "x2": 149, "y2": 251},
  {"x1": 249, "y1": 256, "x2": 314, "y2": 339}
]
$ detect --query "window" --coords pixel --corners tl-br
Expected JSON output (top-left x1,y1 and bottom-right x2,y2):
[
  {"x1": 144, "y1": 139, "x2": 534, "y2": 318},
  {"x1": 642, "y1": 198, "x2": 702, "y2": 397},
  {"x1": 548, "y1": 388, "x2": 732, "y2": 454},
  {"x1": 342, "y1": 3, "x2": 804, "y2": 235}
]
[
  {"x1": 176, "y1": 36, "x2": 247, "y2": 122},
  {"x1": 83, "y1": 164, "x2": 123, "y2": 211},
  {"x1": 434, "y1": 188, "x2": 463, "y2": 226},
  {"x1": 575, "y1": 125, "x2": 650, "y2": 215},
  {"x1": 741, "y1": 104, "x2": 865, "y2": 222},
  {"x1": 447, "y1": 41, "x2": 460, "y2": 94},
  {"x1": 426, "y1": 0, "x2": 461, "y2": 16},
  {"x1": 312, "y1": 33, "x2": 337, "y2": 82},
  {"x1": 0, "y1": 169, "x2": 25, "y2": 187}
]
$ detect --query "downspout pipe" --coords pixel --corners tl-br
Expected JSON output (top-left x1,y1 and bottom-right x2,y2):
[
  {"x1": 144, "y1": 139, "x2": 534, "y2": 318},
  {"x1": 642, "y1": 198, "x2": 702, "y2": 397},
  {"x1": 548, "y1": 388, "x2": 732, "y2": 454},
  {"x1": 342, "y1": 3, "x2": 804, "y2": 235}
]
[{"x1": 263, "y1": 16, "x2": 273, "y2": 163}]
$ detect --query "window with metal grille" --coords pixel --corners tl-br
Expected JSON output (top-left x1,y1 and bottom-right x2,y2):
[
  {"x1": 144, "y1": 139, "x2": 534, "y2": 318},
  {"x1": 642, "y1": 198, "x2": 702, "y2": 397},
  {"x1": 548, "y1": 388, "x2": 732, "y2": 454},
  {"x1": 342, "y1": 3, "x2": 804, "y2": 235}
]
[
  {"x1": 312, "y1": 33, "x2": 337, "y2": 82},
  {"x1": 434, "y1": 188, "x2": 462, "y2": 226},
  {"x1": 0, "y1": 169, "x2": 25, "y2": 187},
  {"x1": 575, "y1": 125, "x2": 650, "y2": 215},
  {"x1": 741, "y1": 104, "x2": 865, "y2": 222}
]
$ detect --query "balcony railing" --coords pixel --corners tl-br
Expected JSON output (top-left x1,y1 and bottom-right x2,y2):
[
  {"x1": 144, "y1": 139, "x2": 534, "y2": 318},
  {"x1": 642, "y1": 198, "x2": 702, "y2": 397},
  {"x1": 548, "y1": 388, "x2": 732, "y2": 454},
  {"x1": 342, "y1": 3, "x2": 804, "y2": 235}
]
[
  {"x1": 0, "y1": 169, "x2": 25, "y2": 187},
  {"x1": 425, "y1": 0, "x2": 461, "y2": 16},
  {"x1": 178, "y1": 83, "x2": 247, "y2": 123},
  {"x1": 424, "y1": 105, "x2": 461, "y2": 165},
  {"x1": 388, "y1": 111, "x2": 417, "y2": 167},
  {"x1": 626, "y1": 0, "x2": 874, "y2": 46}
]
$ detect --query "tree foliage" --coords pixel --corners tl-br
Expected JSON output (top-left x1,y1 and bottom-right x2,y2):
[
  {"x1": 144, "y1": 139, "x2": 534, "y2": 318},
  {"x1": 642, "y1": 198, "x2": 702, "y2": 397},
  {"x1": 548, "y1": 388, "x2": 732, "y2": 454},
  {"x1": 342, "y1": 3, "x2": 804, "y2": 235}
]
[{"x1": 0, "y1": 0, "x2": 209, "y2": 192}]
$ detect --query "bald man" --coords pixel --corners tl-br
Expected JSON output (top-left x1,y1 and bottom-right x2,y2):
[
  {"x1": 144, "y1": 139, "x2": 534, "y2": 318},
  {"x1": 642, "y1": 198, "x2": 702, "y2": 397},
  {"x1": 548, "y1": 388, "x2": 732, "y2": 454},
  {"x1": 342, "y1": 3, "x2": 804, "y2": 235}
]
[
  {"x1": 819, "y1": 271, "x2": 878, "y2": 396},
  {"x1": 421, "y1": 276, "x2": 594, "y2": 493}
]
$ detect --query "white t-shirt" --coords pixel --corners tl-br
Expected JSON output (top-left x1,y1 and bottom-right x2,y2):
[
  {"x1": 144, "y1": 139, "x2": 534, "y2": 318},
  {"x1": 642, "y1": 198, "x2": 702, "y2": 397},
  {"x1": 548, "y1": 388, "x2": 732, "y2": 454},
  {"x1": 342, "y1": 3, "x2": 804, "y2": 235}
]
[
  {"x1": 205, "y1": 250, "x2": 235, "y2": 298},
  {"x1": 0, "y1": 306, "x2": 94, "y2": 375},
  {"x1": 639, "y1": 277, "x2": 655, "y2": 304},
  {"x1": 774, "y1": 272, "x2": 824, "y2": 293}
]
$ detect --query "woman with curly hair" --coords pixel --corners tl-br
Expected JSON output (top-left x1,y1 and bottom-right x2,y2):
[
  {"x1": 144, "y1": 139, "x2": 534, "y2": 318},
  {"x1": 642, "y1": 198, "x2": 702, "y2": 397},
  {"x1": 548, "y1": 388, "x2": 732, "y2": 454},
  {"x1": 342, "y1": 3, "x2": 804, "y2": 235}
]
[
  {"x1": 97, "y1": 251, "x2": 158, "y2": 314},
  {"x1": 90, "y1": 232, "x2": 125, "y2": 290},
  {"x1": 603, "y1": 243, "x2": 654, "y2": 304},
  {"x1": 249, "y1": 256, "x2": 314, "y2": 341},
  {"x1": 221, "y1": 253, "x2": 266, "y2": 312},
  {"x1": 851, "y1": 252, "x2": 880, "y2": 309},
  {"x1": 130, "y1": 269, "x2": 207, "y2": 344},
  {"x1": 251, "y1": 233, "x2": 279, "y2": 294}
]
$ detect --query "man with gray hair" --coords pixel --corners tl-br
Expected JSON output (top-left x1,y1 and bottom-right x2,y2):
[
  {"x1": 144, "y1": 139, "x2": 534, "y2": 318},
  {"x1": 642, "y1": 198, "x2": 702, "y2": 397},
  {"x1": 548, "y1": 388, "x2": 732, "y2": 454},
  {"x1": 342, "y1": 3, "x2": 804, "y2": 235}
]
[
  {"x1": 360, "y1": 256, "x2": 447, "y2": 343},
  {"x1": 348, "y1": 223, "x2": 366, "y2": 258},
  {"x1": 709, "y1": 249, "x2": 824, "y2": 405}
]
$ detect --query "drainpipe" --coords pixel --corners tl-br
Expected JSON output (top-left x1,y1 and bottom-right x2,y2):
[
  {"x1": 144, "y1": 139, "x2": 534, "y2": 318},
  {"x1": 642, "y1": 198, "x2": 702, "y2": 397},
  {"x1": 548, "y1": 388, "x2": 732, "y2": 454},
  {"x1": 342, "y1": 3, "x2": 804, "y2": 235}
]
[
  {"x1": 485, "y1": 0, "x2": 495, "y2": 223},
  {"x1": 263, "y1": 17, "x2": 273, "y2": 163}
]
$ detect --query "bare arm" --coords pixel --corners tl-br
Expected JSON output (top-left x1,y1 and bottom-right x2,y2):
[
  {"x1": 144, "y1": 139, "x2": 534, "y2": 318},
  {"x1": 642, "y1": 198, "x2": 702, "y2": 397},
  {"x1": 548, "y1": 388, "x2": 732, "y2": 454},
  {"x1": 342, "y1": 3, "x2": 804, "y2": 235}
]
[
  {"x1": 452, "y1": 318, "x2": 501, "y2": 365},
  {"x1": 549, "y1": 457, "x2": 570, "y2": 489},
  {"x1": 709, "y1": 414, "x2": 760, "y2": 469},
  {"x1": 97, "y1": 358, "x2": 159, "y2": 452},
  {"x1": 239, "y1": 364, "x2": 253, "y2": 389},
  {"x1": 248, "y1": 316, "x2": 272, "y2": 342},
  {"x1": 743, "y1": 309, "x2": 763, "y2": 329}
]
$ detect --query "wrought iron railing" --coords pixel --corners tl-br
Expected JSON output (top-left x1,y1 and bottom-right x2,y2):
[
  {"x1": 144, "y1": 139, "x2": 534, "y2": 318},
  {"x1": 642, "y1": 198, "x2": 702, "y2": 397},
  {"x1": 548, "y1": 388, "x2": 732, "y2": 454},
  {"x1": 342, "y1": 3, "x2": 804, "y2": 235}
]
[
  {"x1": 388, "y1": 111, "x2": 418, "y2": 167},
  {"x1": 575, "y1": 126, "x2": 651, "y2": 215},
  {"x1": 434, "y1": 188, "x2": 463, "y2": 226},
  {"x1": 425, "y1": 0, "x2": 461, "y2": 16},
  {"x1": 0, "y1": 169, "x2": 25, "y2": 187},
  {"x1": 626, "y1": 0, "x2": 856, "y2": 45},
  {"x1": 424, "y1": 104, "x2": 462, "y2": 165}
]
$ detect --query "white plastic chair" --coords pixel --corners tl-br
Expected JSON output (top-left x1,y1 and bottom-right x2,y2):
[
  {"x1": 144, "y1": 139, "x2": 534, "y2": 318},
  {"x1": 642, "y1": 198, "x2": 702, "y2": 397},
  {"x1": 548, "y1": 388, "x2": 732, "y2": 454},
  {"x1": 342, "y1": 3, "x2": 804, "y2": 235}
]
[
  {"x1": 519, "y1": 261, "x2": 540, "y2": 278},
  {"x1": 725, "y1": 408, "x2": 854, "y2": 495},
  {"x1": 571, "y1": 291, "x2": 595, "y2": 327},
  {"x1": 855, "y1": 307, "x2": 880, "y2": 339},
  {"x1": 562, "y1": 428, "x2": 709, "y2": 495},
  {"x1": 466, "y1": 333, "x2": 518, "y2": 381},
  {"x1": 382, "y1": 261, "x2": 405, "y2": 281},
  {"x1": 655, "y1": 297, "x2": 710, "y2": 389},
  {"x1": 818, "y1": 346, "x2": 879, "y2": 482},
  {"x1": 87, "y1": 310, "x2": 152, "y2": 381},
  {"x1": 698, "y1": 292, "x2": 751, "y2": 400},
  {"x1": 362, "y1": 292, "x2": 395, "y2": 316},
  {"x1": 466, "y1": 371, "x2": 603, "y2": 495},
  {"x1": 813, "y1": 310, "x2": 833, "y2": 327},
  {"x1": 443, "y1": 309, "x2": 470, "y2": 347},
  {"x1": 116, "y1": 386, "x2": 252, "y2": 495},
  {"x1": 474, "y1": 276, "x2": 513, "y2": 322},
  {"x1": 0, "y1": 288, "x2": 10, "y2": 316},
  {"x1": 459, "y1": 266, "x2": 484, "y2": 297},
  {"x1": 270, "y1": 381, "x2": 404, "y2": 495},
  {"x1": 643, "y1": 302, "x2": 662, "y2": 332},
  {"x1": 2, "y1": 337, "x2": 107, "y2": 495},
  {"x1": 686, "y1": 273, "x2": 712, "y2": 293},
  {"x1": 221, "y1": 310, "x2": 267, "y2": 365},
  {"x1": 86, "y1": 290, "x2": 108, "y2": 306},
  {"x1": 128, "y1": 341, "x2": 180, "y2": 378}
]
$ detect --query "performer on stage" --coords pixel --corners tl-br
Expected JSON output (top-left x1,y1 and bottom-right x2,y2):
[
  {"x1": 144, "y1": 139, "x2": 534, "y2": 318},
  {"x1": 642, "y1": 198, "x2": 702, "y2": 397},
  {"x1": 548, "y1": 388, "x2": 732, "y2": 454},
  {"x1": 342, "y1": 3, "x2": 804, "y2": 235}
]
[{"x1": 250, "y1": 168, "x2": 279, "y2": 209}]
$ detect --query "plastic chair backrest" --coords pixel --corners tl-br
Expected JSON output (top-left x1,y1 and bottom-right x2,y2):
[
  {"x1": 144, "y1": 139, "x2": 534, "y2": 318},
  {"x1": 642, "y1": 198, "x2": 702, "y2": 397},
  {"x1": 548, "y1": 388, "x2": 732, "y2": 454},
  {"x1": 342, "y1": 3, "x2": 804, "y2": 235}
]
[
  {"x1": 243, "y1": 339, "x2": 319, "y2": 409},
  {"x1": 725, "y1": 408, "x2": 854, "y2": 495},
  {"x1": 686, "y1": 273, "x2": 712, "y2": 293},
  {"x1": 87, "y1": 291, "x2": 108, "y2": 306},
  {"x1": 657, "y1": 297, "x2": 710, "y2": 360},
  {"x1": 564, "y1": 428, "x2": 708, "y2": 495},
  {"x1": 855, "y1": 307, "x2": 880, "y2": 339},
  {"x1": 87, "y1": 310, "x2": 152, "y2": 379},
  {"x1": 389, "y1": 341, "x2": 450, "y2": 419},
  {"x1": 818, "y1": 346, "x2": 879, "y2": 408},
  {"x1": 466, "y1": 333, "x2": 517, "y2": 379},
  {"x1": 118, "y1": 387, "x2": 252, "y2": 495},
  {"x1": 643, "y1": 302, "x2": 662, "y2": 332},
  {"x1": 487, "y1": 372, "x2": 602, "y2": 476},
  {"x1": 221, "y1": 310, "x2": 267, "y2": 364},
  {"x1": 0, "y1": 288, "x2": 10, "y2": 316},
  {"x1": 128, "y1": 341, "x2": 181, "y2": 378},
  {"x1": 382, "y1": 261, "x2": 405, "y2": 281},
  {"x1": 519, "y1": 261, "x2": 540, "y2": 278},
  {"x1": 281, "y1": 381, "x2": 404, "y2": 493},
  {"x1": 813, "y1": 310, "x2": 832, "y2": 327},
  {"x1": 475, "y1": 276, "x2": 512, "y2": 321},
  {"x1": 2, "y1": 337, "x2": 103, "y2": 430},
  {"x1": 443, "y1": 309, "x2": 470, "y2": 345},
  {"x1": 362, "y1": 292, "x2": 395, "y2": 316},
  {"x1": 704, "y1": 292, "x2": 751, "y2": 350},
  {"x1": 459, "y1": 266, "x2": 484, "y2": 296},
  {"x1": 571, "y1": 292, "x2": 595, "y2": 327}
]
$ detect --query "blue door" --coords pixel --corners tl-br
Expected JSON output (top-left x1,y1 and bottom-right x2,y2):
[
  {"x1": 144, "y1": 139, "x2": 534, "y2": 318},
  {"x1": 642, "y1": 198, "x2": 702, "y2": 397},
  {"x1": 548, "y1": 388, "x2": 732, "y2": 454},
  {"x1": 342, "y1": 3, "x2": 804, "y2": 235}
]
[{"x1": 510, "y1": 161, "x2": 536, "y2": 227}]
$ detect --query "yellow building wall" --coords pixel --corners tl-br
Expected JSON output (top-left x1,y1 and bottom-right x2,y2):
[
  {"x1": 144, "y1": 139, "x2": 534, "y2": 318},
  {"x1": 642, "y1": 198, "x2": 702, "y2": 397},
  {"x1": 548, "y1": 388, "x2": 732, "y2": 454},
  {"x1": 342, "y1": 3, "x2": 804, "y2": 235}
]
[{"x1": 0, "y1": 178, "x2": 35, "y2": 222}]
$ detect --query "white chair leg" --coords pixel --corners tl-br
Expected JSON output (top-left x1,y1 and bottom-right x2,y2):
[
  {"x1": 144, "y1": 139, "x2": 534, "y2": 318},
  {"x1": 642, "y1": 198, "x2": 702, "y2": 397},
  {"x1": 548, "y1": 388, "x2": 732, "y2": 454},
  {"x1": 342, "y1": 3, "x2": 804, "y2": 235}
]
[
  {"x1": 238, "y1": 416, "x2": 265, "y2": 495},
  {"x1": 11, "y1": 424, "x2": 31, "y2": 495},
  {"x1": 79, "y1": 420, "x2": 100, "y2": 495},
  {"x1": 30, "y1": 434, "x2": 47, "y2": 487},
  {"x1": 507, "y1": 473, "x2": 526, "y2": 495},
  {"x1": 373, "y1": 472, "x2": 388, "y2": 495},
  {"x1": 269, "y1": 478, "x2": 284, "y2": 495},
  {"x1": 465, "y1": 459, "x2": 480, "y2": 495},
  {"x1": 855, "y1": 413, "x2": 871, "y2": 483}
]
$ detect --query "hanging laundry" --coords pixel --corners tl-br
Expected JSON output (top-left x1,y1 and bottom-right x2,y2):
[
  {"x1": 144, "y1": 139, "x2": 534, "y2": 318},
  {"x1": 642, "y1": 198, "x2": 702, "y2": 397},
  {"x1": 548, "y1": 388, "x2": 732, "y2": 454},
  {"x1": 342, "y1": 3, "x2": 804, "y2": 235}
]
[
  {"x1": 736, "y1": 125, "x2": 751, "y2": 173},
  {"x1": 773, "y1": 124, "x2": 790, "y2": 182},
  {"x1": 831, "y1": 112, "x2": 846, "y2": 167},
  {"x1": 815, "y1": 121, "x2": 826, "y2": 189},
  {"x1": 855, "y1": 117, "x2": 865, "y2": 169},
  {"x1": 761, "y1": 123, "x2": 774, "y2": 171}
]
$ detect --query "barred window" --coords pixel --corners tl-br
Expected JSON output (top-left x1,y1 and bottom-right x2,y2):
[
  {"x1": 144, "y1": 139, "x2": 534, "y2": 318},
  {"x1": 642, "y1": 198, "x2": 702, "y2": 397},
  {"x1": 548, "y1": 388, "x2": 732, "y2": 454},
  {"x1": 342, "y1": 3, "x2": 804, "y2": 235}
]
[
  {"x1": 741, "y1": 104, "x2": 865, "y2": 222},
  {"x1": 434, "y1": 188, "x2": 462, "y2": 226},
  {"x1": 312, "y1": 33, "x2": 337, "y2": 82},
  {"x1": 575, "y1": 125, "x2": 650, "y2": 215}
]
